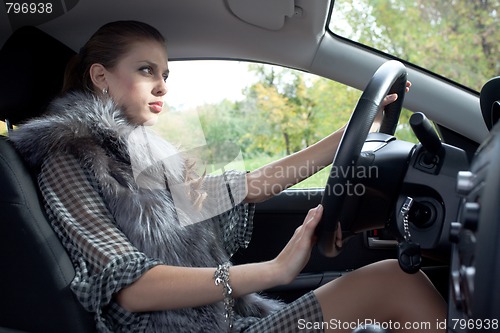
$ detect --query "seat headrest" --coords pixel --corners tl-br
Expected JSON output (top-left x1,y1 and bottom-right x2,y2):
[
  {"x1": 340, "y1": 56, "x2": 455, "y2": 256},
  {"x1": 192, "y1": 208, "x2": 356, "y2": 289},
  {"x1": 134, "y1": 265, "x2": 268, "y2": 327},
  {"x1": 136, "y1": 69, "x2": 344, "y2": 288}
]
[
  {"x1": 480, "y1": 76, "x2": 500, "y2": 131},
  {"x1": 0, "y1": 26, "x2": 75, "y2": 125}
]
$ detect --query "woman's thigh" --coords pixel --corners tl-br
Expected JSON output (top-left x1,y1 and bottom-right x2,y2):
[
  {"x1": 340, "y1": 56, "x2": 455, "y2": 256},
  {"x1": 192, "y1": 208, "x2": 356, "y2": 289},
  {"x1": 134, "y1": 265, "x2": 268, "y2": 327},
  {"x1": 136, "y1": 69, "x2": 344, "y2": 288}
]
[{"x1": 314, "y1": 259, "x2": 447, "y2": 333}]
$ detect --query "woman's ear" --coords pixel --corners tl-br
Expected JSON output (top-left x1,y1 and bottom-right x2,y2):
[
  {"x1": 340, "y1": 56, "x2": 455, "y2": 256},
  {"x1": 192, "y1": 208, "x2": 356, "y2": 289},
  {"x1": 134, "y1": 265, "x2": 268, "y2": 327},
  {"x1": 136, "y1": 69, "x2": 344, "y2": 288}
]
[{"x1": 89, "y1": 63, "x2": 107, "y2": 91}]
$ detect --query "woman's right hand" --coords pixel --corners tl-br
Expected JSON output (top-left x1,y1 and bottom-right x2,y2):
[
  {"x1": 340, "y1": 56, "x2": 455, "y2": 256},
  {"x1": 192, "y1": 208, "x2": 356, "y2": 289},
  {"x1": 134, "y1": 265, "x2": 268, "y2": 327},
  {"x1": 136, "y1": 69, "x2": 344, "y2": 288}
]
[{"x1": 271, "y1": 204, "x2": 323, "y2": 285}]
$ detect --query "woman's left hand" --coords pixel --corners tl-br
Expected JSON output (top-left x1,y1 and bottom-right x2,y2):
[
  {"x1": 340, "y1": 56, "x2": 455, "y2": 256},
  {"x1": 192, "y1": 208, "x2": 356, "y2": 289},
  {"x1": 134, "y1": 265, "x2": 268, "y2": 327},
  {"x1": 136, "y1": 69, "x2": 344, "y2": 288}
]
[
  {"x1": 381, "y1": 80, "x2": 411, "y2": 107},
  {"x1": 372, "y1": 80, "x2": 412, "y2": 132},
  {"x1": 271, "y1": 204, "x2": 323, "y2": 285}
]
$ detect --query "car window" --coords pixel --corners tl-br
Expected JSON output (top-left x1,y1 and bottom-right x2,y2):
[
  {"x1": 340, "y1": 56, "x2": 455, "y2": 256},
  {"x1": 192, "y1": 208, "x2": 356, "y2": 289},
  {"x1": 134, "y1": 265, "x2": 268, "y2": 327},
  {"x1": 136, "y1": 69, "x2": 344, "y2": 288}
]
[
  {"x1": 158, "y1": 60, "x2": 416, "y2": 189},
  {"x1": 329, "y1": 0, "x2": 499, "y2": 92}
]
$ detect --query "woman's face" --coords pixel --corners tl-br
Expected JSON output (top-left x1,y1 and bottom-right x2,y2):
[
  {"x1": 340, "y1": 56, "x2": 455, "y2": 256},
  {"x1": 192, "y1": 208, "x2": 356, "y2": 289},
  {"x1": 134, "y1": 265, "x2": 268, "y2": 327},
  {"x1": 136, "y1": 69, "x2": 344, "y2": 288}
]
[{"x1": 104, "y1": 40, "x2": 169, "y2": 125}]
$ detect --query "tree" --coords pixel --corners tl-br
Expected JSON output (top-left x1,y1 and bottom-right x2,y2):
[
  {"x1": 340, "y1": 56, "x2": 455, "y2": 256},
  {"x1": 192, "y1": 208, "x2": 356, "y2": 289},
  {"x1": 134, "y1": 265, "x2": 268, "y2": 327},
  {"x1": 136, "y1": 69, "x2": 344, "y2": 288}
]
[
  {"x1": 333, "y1": 0, "x2": 499, "y2": 92},
  {"x1": 246, "y1": 65, "x2": 320, "y2": 155},
  {"x1": 245, "y1": 64, "x2": 369, "y2": 156}
]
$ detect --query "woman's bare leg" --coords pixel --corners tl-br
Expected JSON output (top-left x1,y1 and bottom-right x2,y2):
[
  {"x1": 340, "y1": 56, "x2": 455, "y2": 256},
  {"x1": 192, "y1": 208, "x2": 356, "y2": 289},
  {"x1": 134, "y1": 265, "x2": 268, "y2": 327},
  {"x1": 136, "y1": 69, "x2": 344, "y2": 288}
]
[{"x1": 314, "y1": 259, "x2": 447, "y2": 333}]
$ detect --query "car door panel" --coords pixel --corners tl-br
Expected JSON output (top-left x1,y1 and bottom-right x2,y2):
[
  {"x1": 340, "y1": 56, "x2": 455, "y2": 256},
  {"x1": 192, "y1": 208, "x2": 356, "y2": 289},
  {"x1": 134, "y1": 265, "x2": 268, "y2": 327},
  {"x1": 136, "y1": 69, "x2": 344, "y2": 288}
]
[{"x1": 232, "y1": 189, "x2": 404, "y2": 301}]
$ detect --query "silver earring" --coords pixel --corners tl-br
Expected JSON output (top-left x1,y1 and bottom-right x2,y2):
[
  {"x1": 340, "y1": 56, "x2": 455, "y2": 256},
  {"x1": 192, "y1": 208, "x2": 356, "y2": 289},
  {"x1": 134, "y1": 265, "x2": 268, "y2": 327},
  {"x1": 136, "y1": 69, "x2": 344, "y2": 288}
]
[{"x1": 102, "y1": 87, "x2": 108, "y2": 95}]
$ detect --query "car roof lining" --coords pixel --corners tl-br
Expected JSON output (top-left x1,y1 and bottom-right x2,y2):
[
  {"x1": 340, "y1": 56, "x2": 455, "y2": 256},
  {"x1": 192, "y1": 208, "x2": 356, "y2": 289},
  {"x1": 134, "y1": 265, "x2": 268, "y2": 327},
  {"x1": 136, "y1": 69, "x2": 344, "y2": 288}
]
[{"x1": 5, "y1": 0, "x2": 328, "y2": 64}]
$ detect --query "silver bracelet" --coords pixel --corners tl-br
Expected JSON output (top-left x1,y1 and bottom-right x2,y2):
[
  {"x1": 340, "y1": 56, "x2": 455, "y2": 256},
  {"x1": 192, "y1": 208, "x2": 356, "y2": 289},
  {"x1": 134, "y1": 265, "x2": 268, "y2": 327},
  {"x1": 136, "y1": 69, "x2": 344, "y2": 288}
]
[{"x1": 214, "y1": 262, "x2": 235, "y2": 328}]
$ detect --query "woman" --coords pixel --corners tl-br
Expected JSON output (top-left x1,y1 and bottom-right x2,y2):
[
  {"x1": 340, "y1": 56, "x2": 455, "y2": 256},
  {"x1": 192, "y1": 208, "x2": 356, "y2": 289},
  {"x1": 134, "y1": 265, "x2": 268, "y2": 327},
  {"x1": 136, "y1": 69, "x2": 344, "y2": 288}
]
[{"x1": 10, "y1": 21, "x2": 446, "y2": 332}]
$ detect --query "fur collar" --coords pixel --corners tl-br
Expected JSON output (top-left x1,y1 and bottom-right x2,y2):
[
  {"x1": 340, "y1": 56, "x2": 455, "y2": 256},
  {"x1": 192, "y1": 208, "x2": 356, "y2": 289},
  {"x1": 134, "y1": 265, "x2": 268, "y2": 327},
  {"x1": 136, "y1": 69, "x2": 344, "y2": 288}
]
[{"x1": 10, "y1": 92, "x2": 282, "y2": 332}]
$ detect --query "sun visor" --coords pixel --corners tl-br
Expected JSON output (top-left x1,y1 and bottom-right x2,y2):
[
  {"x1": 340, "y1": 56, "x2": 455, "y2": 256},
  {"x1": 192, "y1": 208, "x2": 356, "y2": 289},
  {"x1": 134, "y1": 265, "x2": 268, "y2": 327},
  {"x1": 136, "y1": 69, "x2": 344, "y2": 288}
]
[{"x1": 226, "y1": 0, "x2": 296, "y2": 30}]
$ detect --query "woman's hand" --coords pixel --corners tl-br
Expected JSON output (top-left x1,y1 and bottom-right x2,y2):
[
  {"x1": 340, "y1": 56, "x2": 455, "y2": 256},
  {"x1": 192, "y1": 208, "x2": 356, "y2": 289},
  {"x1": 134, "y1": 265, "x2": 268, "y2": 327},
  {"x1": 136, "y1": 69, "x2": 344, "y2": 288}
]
[
  {"x1": 382, "y1": 80, "x2": 411, "y2": 107},
  {"x1": 372, "y1": 80, "x2": 412, "y2": 132},
  {"x1": 272, "y1": 204, "x2": 323, "y2": 285}
]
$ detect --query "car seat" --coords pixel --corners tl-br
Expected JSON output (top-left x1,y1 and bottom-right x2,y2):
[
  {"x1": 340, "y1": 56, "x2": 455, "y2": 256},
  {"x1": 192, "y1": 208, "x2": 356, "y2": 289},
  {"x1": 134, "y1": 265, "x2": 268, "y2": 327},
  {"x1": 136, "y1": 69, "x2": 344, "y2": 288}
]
[{"x1": 0, "y1": 26, "x2": 96, "y2": 333}]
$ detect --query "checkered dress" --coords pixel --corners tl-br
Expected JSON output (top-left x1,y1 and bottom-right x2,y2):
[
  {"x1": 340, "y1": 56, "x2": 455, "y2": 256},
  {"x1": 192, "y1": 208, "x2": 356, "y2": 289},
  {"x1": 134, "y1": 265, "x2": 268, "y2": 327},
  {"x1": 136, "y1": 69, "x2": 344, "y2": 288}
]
[
  {"x1": 233, "y1": 291, "x2": 324, "y2": 332},
  {"x1": 38, "y1": 153, "x2": 324, "y2": 332}
]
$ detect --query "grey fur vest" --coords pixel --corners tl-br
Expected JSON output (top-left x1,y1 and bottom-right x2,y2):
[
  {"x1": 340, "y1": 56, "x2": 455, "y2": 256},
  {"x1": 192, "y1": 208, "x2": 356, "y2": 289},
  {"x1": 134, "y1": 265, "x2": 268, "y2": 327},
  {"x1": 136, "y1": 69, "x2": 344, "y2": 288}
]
[{"x1": 10, "y1": 92, "x2": 282, "y2": 332}]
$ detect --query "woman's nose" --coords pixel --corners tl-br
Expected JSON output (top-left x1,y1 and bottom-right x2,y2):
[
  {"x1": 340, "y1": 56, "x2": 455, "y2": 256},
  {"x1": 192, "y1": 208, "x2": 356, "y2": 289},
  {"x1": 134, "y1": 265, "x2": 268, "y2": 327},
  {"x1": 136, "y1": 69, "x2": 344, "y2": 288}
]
[{"x1": 154, "y1": 78, "x2": 168, "y2": 96}]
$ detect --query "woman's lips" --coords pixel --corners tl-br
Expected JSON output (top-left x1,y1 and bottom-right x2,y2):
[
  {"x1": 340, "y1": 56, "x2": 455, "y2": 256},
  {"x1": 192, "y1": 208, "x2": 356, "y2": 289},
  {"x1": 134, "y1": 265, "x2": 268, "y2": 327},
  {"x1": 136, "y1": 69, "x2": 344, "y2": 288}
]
[{"x1": 149, "y1": 101, "x2": 163, "y2": 113}]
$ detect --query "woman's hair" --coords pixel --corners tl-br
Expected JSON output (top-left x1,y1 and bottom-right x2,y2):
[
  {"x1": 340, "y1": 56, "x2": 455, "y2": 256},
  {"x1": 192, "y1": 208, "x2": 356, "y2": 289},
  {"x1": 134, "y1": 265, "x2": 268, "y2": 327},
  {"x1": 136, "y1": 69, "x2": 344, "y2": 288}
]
[{"x1": 63, "y1": 20, "x2": 166, "y2": 93}]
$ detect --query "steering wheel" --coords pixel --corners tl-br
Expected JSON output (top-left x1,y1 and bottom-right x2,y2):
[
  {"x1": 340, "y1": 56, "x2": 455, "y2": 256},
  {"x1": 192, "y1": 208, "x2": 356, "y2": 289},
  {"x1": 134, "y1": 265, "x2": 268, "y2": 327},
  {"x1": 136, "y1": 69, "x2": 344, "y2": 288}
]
[{"x1": 316, "y1": 60, "x2": 408, "y2": 257}]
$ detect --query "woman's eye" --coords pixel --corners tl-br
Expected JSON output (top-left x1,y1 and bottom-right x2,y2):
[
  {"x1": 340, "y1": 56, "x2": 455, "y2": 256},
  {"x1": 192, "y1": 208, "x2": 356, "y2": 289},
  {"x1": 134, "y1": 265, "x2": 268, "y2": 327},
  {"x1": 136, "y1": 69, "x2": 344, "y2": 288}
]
[
  {"x1": 162, "y1": 74, "x2": 168, "y2": 83},
  {"x1": 140, "y1": 66, "x2": 153, "y2": 75}
]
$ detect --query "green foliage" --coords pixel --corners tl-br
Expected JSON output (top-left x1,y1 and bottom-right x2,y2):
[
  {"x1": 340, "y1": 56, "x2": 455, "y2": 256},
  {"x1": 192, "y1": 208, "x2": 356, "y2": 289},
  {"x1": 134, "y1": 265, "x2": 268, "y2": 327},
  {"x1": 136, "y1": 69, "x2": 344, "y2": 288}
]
[
  {"x1": 244, "y1": 64, "x2": 361, "y2": 157},
  {"x1": 332, "y1": 0, "x2": 499, "y2": 92},
  {"x1": 243, "y1": 65, "x2": 317, "y2": 155}
]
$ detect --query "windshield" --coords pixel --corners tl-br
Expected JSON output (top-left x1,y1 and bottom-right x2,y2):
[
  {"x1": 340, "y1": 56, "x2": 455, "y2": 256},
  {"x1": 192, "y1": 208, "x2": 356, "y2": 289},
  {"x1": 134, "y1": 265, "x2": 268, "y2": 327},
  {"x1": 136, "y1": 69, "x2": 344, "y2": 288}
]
[{"x1": 329, "y1": 0, "x2": 499, "y2": 92}]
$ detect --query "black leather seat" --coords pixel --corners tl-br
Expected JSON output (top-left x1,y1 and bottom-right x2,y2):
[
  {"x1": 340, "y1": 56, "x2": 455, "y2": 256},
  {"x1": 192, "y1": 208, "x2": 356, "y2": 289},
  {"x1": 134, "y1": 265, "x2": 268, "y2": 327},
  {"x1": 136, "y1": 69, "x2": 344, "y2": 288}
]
[{"x1": 0, "y1": 26, "x2": 96, "y2": 333}]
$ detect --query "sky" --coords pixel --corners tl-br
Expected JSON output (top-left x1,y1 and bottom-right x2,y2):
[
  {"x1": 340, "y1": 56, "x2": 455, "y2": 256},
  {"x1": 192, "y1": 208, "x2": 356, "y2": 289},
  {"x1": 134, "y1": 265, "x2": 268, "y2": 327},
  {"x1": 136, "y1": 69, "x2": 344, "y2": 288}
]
[{"x1": 165, "y1": 60, "x2": 258, "y2": 110}]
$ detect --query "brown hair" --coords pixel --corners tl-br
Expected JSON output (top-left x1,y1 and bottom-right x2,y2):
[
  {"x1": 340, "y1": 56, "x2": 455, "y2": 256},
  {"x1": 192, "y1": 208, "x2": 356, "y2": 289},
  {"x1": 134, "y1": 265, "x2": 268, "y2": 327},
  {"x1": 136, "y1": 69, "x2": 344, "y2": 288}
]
[{"x1": 63, "y1": 20, "x2": 166, "y2": 93}]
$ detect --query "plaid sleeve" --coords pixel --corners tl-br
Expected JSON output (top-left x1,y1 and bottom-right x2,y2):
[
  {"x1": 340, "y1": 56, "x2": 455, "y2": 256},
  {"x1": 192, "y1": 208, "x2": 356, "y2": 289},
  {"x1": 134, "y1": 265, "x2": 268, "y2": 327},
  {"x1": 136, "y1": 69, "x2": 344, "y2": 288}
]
[
  {"x1": 38, "y1": 153, "x2": 161, "y2": 332},
  {"x1": 203, "y1": 170, "x2": 255, "y2": 257}
]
